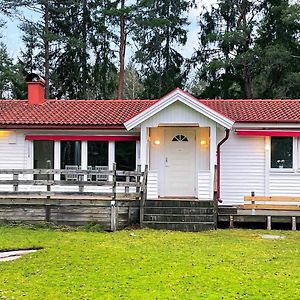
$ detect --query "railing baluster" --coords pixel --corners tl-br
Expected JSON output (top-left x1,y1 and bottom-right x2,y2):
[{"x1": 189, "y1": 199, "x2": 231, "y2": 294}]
[{"x1": 13, "y1": 173, "x2": 18, "y2": 192}]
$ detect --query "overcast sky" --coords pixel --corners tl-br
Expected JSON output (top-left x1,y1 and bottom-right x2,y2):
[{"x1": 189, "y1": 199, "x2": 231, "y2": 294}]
[{"x1": 1, "y1": 0, "x2": 217, "y2": 61}]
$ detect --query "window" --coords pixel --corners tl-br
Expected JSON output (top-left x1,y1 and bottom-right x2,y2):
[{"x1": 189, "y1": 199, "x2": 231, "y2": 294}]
[
  {"x1": 88, "y1": 141, "x2": 108, "y2": 167},
  {"x1": 172, "y1": 134, "x2": 188, "y2": 142},
  {"x1": 88, "y1": 141, "x2": 108, "y2": 181},
  {"x1": 33, "y1": 141, "x2": 54, "y2": 180},
  {"x1": 271, "y1": 137, "x2": 293, "y2": 169},
  {"x1": 115, "y1": 141, "x2": 136, "y2": 171},
  {"x1": 61, "y1": 141, "x2": 81, "y2": 179}
]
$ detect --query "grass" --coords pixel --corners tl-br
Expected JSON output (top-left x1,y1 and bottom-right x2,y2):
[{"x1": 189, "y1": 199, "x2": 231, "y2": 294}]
[{"x1": 0, "y1": 226, "x2": 299, "y2": 300}]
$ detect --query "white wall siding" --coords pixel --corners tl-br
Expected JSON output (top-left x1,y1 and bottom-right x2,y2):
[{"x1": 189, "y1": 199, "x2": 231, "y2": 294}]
[
  {"x1": 147, "y1": 171, "x2": 158, "y2": 199},
  {"x1": 142, "y1": 101, "x2": 216, "y2": 128},
  {"x1": 269, "y1": 173, "x2": 300, "y2": 196},
  {"x1": 220, "y1": 133, "x2": 265, "y2": 205},
  {"x1": 198, "y1": 171, "x2": 211, "y2": 200},
  {"x1": 0, "y1": 131, "x2": 26, "y2": 170}
]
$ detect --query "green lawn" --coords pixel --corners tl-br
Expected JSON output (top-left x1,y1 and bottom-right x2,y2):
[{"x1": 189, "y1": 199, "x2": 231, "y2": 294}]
[{"x1": 0, "y1": 226, "x2": 299, "y2": 300}]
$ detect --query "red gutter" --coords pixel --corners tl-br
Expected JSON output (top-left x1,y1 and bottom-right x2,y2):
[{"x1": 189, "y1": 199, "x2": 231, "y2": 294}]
[
  {"x1": 25, "y1": 135, "x2": 140, "y2": 141},
  {"x1": 236, "y1": 130, "x2": 300, "y2": 137},
  {"x1": 216, "y1": 129, "x2": 230, "y2": 203}
]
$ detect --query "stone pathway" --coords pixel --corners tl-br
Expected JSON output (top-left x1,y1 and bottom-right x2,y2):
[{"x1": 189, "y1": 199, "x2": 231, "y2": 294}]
[
  {"x1": 0, "y1": 250, "x2": 38, "y2": 262},
  {"x1": 260, "y1": 234, "x2": 286, "y2": 240}
]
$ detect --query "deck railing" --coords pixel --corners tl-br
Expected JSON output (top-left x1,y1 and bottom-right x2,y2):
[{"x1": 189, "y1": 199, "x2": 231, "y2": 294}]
[{"x1": 0, "y1": 163, "x2": 148, "y2": 201}]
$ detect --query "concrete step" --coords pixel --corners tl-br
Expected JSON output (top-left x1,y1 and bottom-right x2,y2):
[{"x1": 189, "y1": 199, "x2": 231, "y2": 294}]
[
  {"x1": 144, "y1": 214, "x2": 214, "y2": 223},
  {"x1": 144, "y1": 207, "x2": 214, "y2": 215},
  {"x1": 144, "y1": 200, "x2": 214, "y2": 208},
  {"x1": 142, "y1": 221, "x2": 216, "y2": 232}
]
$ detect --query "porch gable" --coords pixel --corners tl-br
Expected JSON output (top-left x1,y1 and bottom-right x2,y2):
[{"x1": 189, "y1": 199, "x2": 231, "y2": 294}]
[{"x1": 124, "y1": 88, "x2": 234, "y2": 130}]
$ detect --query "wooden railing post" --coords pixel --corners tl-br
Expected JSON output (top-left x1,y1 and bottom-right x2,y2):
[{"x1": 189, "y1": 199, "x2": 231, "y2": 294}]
[
  {"x1": 112, "y1": 163, "x2": 117, "y2": 201},
  {"x1": 136, "y1": 165, "x2": 141, "y2": 200},
  {"x1": 125, "y1": 176, "x2": 129, "y2": 195},
  {"x1": 45, "y1": 161, "x2": 51, "y2": 222},
  {"x1": 13, "y1": 172, "x2": 18, "y2": 192},
  {"x1": 140, "y1": 165, "x2": 148, "y2": 227},
  {"x1": 110, "y1": 163, "x2": 118, "y2": 231},
  {"x1": 78, "y1": 171, "x2": 84, "y2": 193}
]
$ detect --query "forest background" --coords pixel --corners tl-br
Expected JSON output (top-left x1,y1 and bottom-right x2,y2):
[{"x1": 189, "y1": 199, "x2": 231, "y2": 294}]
[{"x1": 0, "y1": 0, "x2": 299, "y2": 100}]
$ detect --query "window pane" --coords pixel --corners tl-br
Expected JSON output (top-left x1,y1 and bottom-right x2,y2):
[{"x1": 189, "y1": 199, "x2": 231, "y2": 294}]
[
  {"x1": 271, "y1": 137, "x2": 293, "y2": 168},
  {"x1": 61, "y1": 141, "x2": 81, "y2": 180},
  {"x1": 34, "y1": 141, "x2": 54, "y2": 180},
  {"x1": 115, "y1": 141, "x2": 136, "y2": 171},
  {"x1": 88, "y1": 141, "x2": 108, "y2": 167}
]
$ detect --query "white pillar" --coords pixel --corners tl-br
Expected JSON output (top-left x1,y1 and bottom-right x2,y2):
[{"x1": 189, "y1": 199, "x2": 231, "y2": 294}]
[
  {"x1": 108, "y1": 141, "x2": 115, "y2": 181},
  {"x1": 108, "y1": 141, "x2": 115, "y2": 169},
  {"x1": 81, "y1": 141, "x2": 88, "y2": 170},
  {"x1": 209, "y1": 125, "x2": 217, "y2": 200},
  {"x1": 81, "y1": 141, "x2": 88, "y2": 180},
  {"x1": 140, "y1": 126, "x2": 148, "y2": 171},
  {"x1": 54, "y1": 141, "x2": 60, "y2": 180}
]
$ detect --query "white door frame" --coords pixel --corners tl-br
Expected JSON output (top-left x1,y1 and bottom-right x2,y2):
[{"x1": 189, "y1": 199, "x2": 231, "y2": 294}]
[{"x1": 162, "y1": 127, "x2": 197, "y2": 198}]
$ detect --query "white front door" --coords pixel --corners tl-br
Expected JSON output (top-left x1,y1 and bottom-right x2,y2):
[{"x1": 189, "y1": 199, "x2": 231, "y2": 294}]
[{"x1": 164, "y1": 128, "x2": 196, "y2": 197}]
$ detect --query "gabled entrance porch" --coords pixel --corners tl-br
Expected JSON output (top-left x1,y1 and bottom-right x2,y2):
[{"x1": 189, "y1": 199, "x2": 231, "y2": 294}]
[{"x1": 124, "y1": 88, "x2": 234, "y2": 201}]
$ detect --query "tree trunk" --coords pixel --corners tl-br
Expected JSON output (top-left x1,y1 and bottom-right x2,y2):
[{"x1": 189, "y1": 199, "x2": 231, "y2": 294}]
[
  {"x1": 82, "y1": 0, "x2": 88, "y2": 99},
  {"x1": 117, "y1": 0, "x2": 126, "y2": 100},
  {"x1": 243, "y1": 63, "x2": 253, "y2": 98},
  {"x1": 44, "y1": 0, "x2": 50, "y2": 99}
]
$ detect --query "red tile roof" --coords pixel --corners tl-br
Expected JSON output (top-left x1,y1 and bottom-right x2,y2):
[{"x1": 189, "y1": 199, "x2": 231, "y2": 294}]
[
  {"x1": 0, "y1": 97, "x2": 300, "y2": 128},
  {"x1": 200, "y1": 99, "x2": 300, "y2": 123},
  {"x1": 0, "y1": 99, "x2": 158, "y2": 128}
]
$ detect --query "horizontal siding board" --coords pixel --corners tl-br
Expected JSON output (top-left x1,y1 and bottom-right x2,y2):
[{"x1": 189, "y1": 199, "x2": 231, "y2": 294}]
[
  {"x1": 270, "y1": 173, "x2": 300, "y2": 196},
  {"x1": 147, "y1": 171, "x2": 158, "y2": 199},
  {"x1": 220, "y1": 134, "x2": 265, "y2": 205},
  {"x1": 198, "y1": 172, "x2": 211, "y2": 200}
]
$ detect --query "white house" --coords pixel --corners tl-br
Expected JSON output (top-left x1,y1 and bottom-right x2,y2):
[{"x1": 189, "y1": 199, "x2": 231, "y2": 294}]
[{"x1": 1, "y1": 76, "x2": 300, "y2": 207}]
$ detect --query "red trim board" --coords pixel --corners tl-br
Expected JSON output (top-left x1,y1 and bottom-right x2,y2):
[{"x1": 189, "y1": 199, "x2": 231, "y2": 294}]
[
  {"x1": 25, "y1": 135, "x2": 140, "y2": 141},
  {"x1": 236, "y1": 130, "x2": 300, "y2": 137}
]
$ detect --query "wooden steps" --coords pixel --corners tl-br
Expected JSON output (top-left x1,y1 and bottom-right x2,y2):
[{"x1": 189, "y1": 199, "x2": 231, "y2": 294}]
[{"x1": 141, "y1": 200, "x2": 216, "y2": 232}]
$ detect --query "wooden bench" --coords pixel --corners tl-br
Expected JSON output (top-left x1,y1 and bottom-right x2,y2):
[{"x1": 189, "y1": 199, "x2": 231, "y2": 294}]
[{"x1": 243, "y1": 196, "x2": 300, "y2": 230}]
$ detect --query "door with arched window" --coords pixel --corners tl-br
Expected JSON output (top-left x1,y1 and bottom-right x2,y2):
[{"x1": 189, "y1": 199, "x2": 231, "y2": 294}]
[{"x1": 164, "y1": 128, "x2": 196, "y2": 197}]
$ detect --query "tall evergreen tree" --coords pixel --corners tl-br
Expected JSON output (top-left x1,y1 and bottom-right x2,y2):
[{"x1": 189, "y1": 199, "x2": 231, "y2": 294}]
[
  {"x1": 49, "y1": 1, "x2": 92, "y2": 99},
  {"x1": 134, "y1": 0, "x2": 194, "y2": 99},
  {"x1": 103, "y1": 0, "x2": 141, "y2": 99},
  {"x1": 87, "y1": 0, "x2": 118, "y2": 99},
  {"x1": 193, "y1": 0, "x2": 260, "y2": 99},
  {"x1": 50, "y1": 0, "x2": 118, "y2": 99},
  {"x1": 0, "y1": 43, "x2": 26, "y2": 99},
  {"x1": 253, "y1": 0, "x2": 300, "y2": 98}
]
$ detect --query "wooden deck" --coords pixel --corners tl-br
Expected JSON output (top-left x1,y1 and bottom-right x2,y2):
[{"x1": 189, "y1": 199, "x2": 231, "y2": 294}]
[
  {"x1": 218, "y1": 207, "x2": 300, "y2": 230},
  {"x1": 0, "y1": 165, "x2": 147, "y2": 231}
]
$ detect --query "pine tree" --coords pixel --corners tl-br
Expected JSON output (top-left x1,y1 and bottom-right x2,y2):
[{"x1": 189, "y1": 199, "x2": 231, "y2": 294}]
[
  {"x1": 253, "y1": 0, "x2": 300, "y2": 98},
  {"x1": 0, "y1": 43, "x2": 26, "y2": 99},
  {"x1": 134, "y1": 0, "x2": 194, "y2": 99},
  {"x1": 89, "y1": 0, "x2": 118, "y2": 99},
  {"x1": 193, "y1": 0, "x2": 261, "y2": 99}
]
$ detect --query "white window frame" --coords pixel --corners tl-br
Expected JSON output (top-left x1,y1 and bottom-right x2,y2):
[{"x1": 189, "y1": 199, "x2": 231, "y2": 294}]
[{"x1": 268, "y1": 136, "x2": 297, "y2": 173}]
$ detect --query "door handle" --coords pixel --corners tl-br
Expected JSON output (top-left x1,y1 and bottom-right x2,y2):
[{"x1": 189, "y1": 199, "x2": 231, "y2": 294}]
[{"x1": 165, "y1": 157, "x2": 168, "y2": 167}]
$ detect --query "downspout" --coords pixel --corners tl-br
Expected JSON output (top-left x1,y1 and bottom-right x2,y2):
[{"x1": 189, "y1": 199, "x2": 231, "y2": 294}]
[{"x1": 216, "y1": 129, "x2": 230, "y2": 203}]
